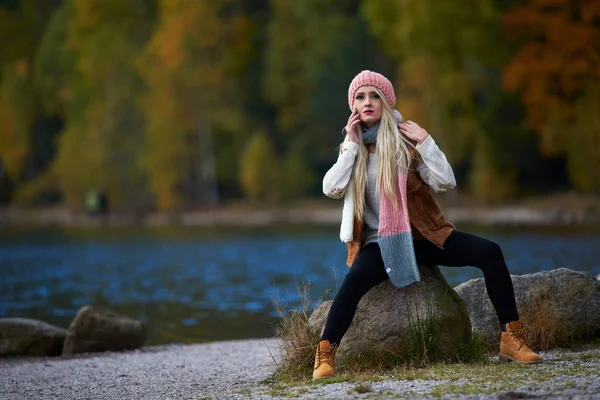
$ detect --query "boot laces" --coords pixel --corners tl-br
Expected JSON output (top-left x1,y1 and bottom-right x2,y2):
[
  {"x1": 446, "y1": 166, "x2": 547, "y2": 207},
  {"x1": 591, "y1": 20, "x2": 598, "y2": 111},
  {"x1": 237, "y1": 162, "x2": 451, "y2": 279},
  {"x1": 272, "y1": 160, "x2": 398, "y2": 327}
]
[
  {"x1": 316, "y1": 343, "x2": 337, "y2": 368},
  {"x1": 508, "y1": 327, "x2": 527, "y2": 349}
]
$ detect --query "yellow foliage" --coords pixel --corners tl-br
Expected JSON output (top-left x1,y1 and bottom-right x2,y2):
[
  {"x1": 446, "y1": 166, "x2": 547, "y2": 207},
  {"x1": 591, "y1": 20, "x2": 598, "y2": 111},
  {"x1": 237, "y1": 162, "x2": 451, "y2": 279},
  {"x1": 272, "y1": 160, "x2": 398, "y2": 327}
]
[
  {"x1": 240, "y1": 132, "x2": 279, "y2": 201},
  {"x1": 42, "y1": 0, "x2": 154, "y2": 209},
  {"x1": 280, "y1": 141, "x2": 316, "y2": 201},
  {"x1": 139, "y1": 0, "x2": 250, "y2": 210},
  {"x1": 362, "y1": 0, "x2": 499, "y2": 164}
]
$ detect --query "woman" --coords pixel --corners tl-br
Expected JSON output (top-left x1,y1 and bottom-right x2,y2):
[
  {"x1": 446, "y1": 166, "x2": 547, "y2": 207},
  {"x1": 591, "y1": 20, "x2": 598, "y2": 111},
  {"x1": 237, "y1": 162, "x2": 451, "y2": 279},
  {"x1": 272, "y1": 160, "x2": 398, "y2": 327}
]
[{"x1": 313, "y1": 70, "x2": 540, "y2": 380}]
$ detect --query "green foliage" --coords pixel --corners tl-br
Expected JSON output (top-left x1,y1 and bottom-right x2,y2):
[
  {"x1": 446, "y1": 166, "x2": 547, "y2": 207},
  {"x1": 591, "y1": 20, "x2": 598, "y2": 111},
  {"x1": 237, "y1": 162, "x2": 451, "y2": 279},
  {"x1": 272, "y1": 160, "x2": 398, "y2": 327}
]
[
  {"x1": 0, "y1": 0, "x2": 62, "y2": 203},
  {"x1": 469, "y1": 135, "x2": 518, "y2": 202},
  {"x1": 0, "y1": 0, "x2": 597, "y2": 209},
  {"x1": 280, "y1": 138, "x2": 316, "y2": 201},
  {"x1": 240, "y1": 131, "x2": 279, "y2": 201},
  {"x1": 0, "y1": 62, "x2": 34, "y2": 181},
  {"x1": 264, "y1": 0, "x2": 386, "y2": 163},
  {"x1": 34, "y1": 0, "x2": 155, "y2": 209},
  {"x1": 139, "y1": 0, "x2": 250, "y2": 210},
  {"x1": 32, "y1": 2, "x2": 76, "y2": 117},
  {"x1": 0, "y1": 0, "x2": 62, "y2": 73},
  {"x1": 361, "y1": 0, "x2": 528, "y2": 201},
  {"x1": 362, "y1": 0, "x2": 504, "y2": 162},
  {"x1": 564, "y1": 86, "x2": 600, "y2": 193}
]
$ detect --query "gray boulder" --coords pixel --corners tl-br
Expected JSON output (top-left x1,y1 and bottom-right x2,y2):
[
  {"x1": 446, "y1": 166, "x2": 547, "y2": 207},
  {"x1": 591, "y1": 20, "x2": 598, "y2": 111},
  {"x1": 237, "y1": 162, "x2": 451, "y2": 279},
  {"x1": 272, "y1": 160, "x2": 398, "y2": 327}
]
[
  {"x1": 0, "y1": 318, "x2": 67, "y2": 357},
  {"x1": 308, "y1": 265, "x2": 472, "y2": 364},
  {"x1": 455, "y1": 268, "x2": 600, "y2": 349},
  {"x1": 63, "y1": 306, "x2": 147, "y2": 355}
]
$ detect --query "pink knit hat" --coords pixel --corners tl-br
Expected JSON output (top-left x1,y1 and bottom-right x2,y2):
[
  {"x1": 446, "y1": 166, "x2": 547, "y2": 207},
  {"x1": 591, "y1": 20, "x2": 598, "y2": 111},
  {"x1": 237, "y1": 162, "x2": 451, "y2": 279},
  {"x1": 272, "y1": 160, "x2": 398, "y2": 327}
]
[{"x1": 347, "y1": 70, "x2": 396, "y2": 110}]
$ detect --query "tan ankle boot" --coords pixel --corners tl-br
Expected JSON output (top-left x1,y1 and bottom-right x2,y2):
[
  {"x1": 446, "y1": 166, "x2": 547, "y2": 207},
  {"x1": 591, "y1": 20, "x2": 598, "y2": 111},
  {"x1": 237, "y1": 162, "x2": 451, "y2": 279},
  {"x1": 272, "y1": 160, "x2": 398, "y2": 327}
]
[
  {"x1": 499, "y1": 321, "x2": 541, "y2": 364},
  {"x1": 312, "y1": 340, "x2": 337, "y2": 380}
]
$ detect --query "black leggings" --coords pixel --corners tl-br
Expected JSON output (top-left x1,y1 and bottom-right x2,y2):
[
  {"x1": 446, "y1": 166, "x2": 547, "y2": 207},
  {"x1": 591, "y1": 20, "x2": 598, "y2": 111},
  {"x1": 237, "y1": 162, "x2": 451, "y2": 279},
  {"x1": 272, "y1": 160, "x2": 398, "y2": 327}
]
[{"x1": 321, "y1": 230, "x2": 519, "y2": 345}]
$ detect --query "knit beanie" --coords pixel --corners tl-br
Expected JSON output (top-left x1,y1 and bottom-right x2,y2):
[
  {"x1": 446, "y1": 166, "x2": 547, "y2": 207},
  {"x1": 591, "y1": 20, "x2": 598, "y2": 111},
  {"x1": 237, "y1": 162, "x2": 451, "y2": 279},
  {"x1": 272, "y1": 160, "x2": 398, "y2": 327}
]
[{"x1": 348, "y1": 70, "x2": 396, "y2": 110}]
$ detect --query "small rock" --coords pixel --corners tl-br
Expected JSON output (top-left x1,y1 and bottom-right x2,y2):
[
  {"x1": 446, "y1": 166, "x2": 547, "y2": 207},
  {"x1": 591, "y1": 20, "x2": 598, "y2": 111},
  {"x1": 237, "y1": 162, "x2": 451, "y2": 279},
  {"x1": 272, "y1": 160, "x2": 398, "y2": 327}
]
[
  {"x1": 455, "y1": 268, "x2": 600, "y2": 349},
  {"x1": 62, "y1": 306, "x2": 147, "y2": 355},
  {"x1": 0, "y1": 318, "x2": 67, "y2": 357},
  {"x1": 308, "y1": 265, "x2": 471, "y2": 363}
]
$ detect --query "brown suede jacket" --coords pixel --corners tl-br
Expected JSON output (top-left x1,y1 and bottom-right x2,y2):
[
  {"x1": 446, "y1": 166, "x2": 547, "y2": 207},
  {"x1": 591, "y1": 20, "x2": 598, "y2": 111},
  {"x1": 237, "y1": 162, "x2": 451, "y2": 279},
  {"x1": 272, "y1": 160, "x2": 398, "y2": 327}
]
[{"x1": 345, "y1": 152, "x2": 455, "y2": 267}]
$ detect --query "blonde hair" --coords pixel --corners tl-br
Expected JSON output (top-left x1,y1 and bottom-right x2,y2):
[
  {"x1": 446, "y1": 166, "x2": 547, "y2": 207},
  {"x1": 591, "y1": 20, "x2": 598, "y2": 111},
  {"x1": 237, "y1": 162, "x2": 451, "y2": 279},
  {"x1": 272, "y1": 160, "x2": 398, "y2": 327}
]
[{"x1": 341, "y1": 87, "x2": 413, "y2": 222}]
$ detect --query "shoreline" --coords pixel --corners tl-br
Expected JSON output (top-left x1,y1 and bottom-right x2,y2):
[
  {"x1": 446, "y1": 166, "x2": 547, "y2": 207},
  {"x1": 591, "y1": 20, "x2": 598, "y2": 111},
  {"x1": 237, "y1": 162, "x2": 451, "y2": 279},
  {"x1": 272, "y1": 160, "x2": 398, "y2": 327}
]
[
  {"x1": 1, "y1": 338, "x2": 599, "y2": 399},
  {"x1": 1, "y1": 196, "x2": 600, "y2": 229}
]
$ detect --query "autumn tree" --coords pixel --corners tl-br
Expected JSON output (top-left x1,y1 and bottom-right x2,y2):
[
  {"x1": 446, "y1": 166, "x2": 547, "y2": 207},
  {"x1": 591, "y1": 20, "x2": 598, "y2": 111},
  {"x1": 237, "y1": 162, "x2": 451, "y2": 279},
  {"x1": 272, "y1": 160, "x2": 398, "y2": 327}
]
[
  {"x1": 502, "y1": 0, "x2": 600, "y2": 192},
  {"x1": 362, "y1": 0, "x2": 532, "y2": 200},
  {"x1": 0, "y1": 0, "x2": 63, "y2": 203},
  {"x1": 140, "y1": 0, "x2": 252, "y2": 210},
  {"x1": 32, "y1": 0, "x2": 156, "y2": 209},
  {"x1": 264, "y1": 0, "x2": 388, "y2": 195},
  {"x1": 362, "y1": 0, "x2": 504, "y2": 160}
]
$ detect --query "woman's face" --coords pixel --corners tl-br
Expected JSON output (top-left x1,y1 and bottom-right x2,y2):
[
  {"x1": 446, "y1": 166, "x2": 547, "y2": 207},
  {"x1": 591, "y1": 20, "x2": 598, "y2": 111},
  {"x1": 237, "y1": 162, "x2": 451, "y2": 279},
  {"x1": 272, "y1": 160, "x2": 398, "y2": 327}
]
[{"x1": 352, "y1": 85, "x2": 383, "y2": 128}]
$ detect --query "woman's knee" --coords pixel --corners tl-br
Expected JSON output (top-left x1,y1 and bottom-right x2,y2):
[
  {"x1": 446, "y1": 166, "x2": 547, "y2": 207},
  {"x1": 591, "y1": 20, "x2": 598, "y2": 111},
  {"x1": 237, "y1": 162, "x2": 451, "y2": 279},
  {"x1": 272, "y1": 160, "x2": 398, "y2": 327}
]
[
  {"x1": 338, "y1": 267, "x2": 362, "y2": 291},
  {"x1": 486, "y1": 240, "x2": 503, "y2": 258},
  {"x1": 476, "y1": 240, "x2": 505, "y2": 269},
  {"x1": 340, "y1": 266, "x2": 380, "y2": 295}
]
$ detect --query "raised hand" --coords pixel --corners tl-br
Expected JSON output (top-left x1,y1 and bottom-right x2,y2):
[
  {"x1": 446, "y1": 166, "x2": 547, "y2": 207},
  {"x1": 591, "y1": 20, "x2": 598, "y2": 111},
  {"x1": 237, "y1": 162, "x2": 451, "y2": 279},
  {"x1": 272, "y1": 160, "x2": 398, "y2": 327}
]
[
  {"x1": 344, "y1": 109, "x2": 361, "y2": 144},
  {"x1": 400, "y1": 120, "x2": 429, "y2": 144}
]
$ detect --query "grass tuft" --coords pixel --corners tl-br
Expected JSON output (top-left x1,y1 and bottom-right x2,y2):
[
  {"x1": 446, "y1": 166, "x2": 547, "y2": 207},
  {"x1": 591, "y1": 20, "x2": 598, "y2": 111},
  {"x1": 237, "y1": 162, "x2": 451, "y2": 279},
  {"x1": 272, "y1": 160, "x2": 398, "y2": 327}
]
[{"x1": 271, "y1": 282, "x2": 322, "y2": 383}]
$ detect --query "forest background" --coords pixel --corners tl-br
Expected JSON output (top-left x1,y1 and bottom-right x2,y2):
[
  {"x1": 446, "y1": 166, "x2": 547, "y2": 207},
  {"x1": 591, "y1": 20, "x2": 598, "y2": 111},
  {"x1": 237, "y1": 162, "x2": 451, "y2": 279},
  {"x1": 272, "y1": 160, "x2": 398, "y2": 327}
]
[{"x1": 1, "y1": 0, "x2": 599, "y2": 213}]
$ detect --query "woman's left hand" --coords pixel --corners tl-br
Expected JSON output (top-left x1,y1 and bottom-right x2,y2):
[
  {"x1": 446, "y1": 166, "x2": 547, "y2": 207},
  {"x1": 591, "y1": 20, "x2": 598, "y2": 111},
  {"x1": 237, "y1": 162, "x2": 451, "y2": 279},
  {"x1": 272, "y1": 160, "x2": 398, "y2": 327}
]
[{"x1": 400, "y1": 121, "x2": 429, "y2": 144}]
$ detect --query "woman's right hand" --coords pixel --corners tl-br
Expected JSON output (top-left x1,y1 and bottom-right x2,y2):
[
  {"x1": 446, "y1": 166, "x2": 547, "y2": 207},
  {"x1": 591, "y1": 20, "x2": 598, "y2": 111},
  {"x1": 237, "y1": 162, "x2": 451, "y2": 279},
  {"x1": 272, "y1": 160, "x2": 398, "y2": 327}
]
[{"x1": 344, "y1": 110, "x2": 361, "y2": 144}]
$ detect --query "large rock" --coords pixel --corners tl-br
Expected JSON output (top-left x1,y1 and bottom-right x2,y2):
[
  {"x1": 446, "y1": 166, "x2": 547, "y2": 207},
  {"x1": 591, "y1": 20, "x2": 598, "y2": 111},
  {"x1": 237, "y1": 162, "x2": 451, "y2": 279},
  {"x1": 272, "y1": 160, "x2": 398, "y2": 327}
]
[
  {"x1": 455, "y1": 268, "x2": 600, "y2": 349},
  {"x1": 0, "y1": 318, "x2": 67, "y2": 357},
  {"x1": 308, "y1": 265, "x2": 471, "y2": 364},
  {"x1": 63, "y1": 306, "x2": 147, "y2": 355}
]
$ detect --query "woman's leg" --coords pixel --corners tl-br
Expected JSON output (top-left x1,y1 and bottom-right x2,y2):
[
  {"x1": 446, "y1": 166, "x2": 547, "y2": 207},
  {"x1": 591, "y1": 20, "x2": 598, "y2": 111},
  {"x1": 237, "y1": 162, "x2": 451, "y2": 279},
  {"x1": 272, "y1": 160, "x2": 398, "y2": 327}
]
[
  {"x1": 412, "y1": 230, "x2": 519, "y2": 325},
  {"x1": 321, "y1": 243, "x2": 388, "y2": 345}
]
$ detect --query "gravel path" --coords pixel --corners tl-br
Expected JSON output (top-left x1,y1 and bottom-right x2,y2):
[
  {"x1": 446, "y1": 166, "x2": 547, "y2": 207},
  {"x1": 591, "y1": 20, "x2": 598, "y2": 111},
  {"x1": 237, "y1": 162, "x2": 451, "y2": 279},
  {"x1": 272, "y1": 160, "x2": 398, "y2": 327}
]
[
  {"x1": 0, "y1": 339, "x2": 278, "y2": 400},
  {"x1": 1, "y1": 339, "x2": 599, "y2": 400}
]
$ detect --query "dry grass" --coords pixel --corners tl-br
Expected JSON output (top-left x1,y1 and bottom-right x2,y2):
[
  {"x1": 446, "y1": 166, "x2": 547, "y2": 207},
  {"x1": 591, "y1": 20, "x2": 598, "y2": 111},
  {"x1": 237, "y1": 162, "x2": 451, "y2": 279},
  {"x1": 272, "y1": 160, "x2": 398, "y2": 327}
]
[
  {"x1": 271, "y1": 283, "x2": 322, "y2": 382},
  {"x1": 520, "y1": 281, "x2": 594, "y2": 350}
]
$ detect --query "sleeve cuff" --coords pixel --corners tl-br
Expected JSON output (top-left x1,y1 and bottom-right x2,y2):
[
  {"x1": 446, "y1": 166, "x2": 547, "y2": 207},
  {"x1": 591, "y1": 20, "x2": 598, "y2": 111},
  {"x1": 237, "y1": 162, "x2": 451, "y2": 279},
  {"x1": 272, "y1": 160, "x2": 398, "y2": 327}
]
[
  {"x1": 342, "y1": 140, "x2": 359, "y2": 154},
  {"x1": 415, "y1": 135, "x2": 434, "y2": 156}
]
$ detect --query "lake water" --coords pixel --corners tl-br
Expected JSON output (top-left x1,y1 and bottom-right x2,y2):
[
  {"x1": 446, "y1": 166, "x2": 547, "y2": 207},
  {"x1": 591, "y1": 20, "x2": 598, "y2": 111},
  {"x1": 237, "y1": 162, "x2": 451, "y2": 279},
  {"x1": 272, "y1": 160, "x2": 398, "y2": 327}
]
[{"x1": 1, "y1": 225, "x2": 599, "y2": 345}]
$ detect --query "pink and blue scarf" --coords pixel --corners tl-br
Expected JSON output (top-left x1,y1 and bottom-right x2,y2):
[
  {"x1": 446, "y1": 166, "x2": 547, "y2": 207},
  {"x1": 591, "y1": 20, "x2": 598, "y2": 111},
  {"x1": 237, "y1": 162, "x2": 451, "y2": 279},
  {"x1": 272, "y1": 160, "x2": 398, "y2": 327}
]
[{"x1": 362, "y1": 120, "x2": 420, "y2": 287}]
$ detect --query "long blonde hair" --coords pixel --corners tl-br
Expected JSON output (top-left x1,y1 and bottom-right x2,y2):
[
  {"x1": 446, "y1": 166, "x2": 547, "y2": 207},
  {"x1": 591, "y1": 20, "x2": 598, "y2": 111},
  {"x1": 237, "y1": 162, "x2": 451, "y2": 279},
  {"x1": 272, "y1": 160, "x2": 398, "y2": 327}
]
[{"x1": 342, "y1": 88, "x2": 413, "y2": 222}]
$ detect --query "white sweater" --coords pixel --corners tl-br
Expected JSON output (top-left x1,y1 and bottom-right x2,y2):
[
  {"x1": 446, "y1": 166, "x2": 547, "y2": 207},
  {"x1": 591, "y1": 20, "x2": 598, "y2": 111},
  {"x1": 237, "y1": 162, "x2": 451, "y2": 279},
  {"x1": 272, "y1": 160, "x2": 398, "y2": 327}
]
[{"x1": 323, "y1": 135, "x2": 456, "y2": 242}]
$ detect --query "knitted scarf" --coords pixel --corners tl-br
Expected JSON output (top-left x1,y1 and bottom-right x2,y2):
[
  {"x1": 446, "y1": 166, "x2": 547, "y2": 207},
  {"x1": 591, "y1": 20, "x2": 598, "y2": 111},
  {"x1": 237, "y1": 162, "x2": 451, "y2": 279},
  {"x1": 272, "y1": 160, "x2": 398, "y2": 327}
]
[
  {"x1": 362, "y1": 122, "x2": 380, "y2": 144},
  {"x1": 357, "y1": 122, "x2": 420, "y2": 288}
]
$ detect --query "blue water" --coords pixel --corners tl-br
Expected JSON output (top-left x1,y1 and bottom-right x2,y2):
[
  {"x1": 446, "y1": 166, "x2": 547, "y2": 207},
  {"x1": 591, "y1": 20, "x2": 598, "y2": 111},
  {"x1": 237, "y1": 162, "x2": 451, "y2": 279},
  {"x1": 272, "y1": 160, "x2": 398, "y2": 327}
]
[{"x1": 1, "y1": 225, "x2": 599, "y2": 345}]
